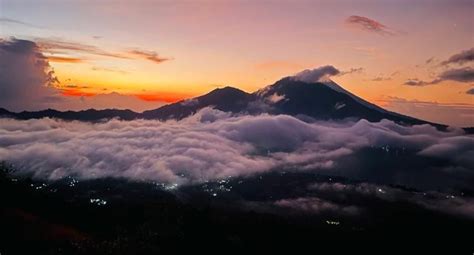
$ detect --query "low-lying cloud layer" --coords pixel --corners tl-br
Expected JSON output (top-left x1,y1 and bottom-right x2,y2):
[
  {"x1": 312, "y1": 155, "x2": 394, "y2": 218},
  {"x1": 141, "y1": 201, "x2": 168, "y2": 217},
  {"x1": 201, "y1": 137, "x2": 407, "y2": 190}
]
[
  {"x1": 0, "y1": 108, "x2": 473, "y2": 189},
  {"x1": 288, "y1": 181, "x2": 474, "y2": 219}
]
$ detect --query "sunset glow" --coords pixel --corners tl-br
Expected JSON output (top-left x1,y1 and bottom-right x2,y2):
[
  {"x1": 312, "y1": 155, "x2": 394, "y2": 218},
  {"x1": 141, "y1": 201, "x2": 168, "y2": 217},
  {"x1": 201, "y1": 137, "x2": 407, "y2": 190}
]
[{"x1": 1, "y1": 0, "x2": 473, "y2": 125}]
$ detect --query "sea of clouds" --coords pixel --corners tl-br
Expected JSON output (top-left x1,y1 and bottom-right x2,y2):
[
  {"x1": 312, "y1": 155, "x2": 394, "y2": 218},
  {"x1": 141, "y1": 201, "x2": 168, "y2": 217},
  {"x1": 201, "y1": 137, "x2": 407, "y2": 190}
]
[{"x1": 0, "y1": 108, "x2": 473, "y2": 189}]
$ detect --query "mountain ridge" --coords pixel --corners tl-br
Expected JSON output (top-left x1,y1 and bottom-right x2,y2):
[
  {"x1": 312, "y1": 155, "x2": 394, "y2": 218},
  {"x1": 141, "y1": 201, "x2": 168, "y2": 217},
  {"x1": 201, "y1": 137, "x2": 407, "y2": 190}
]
[{"x1": 1, "y1": 78, "x2": 469, "y2": 131}]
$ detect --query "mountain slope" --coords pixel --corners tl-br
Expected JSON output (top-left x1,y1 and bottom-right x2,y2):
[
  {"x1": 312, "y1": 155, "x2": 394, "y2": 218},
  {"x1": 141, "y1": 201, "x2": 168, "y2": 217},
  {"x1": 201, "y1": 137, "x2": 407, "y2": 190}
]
[
  {"x1": 256, "y1": 77, "x2": 429, "y2": 125},
  {"x1": 141, "y1": 86, "x2": 254, "y2": 120}
]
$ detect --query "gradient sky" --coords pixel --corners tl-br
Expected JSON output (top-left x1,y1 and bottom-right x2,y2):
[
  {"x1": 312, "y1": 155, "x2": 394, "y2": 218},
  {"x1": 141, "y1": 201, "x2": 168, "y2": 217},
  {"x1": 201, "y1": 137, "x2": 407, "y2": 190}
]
[{"x1": 0, "y1": 0, "x2": 473, "y2": 126}]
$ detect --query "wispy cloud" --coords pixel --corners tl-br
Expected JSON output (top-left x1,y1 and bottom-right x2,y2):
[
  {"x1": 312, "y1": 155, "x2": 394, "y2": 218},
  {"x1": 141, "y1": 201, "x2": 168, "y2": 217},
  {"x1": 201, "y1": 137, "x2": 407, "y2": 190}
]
[
  {"x1": 47, "y1": 56, "x2": 84, "y2": 63},
  {"x1": 345, "y1": 15, "x2": 396, "y2": 36},
  {"x1": 339, "y1": 67, "x2": 364, "y2": 76},
  {"x1": 0, "y1": 17, "x2": 41, "y2": 28},
  {"x1": 128, "y1": 49, "x2": 170, "y2": 64},
  {"x1": 404, "y1": 67, "x2": 474, "y2": 86},
  {"x1": 371, "y1": 76, "x2": 391, "y2": 82},
  {"x1": 441, "y1": 48, "x2": 474, "y2": 66},
  {"x1": 36, "y1": 38, "x2": 171, "y2": 64},
  {"x1": 91, "y1": 66, "x2": 128, "y2": 74},
  {"x1": 37, "y1": 38, "x2": 128, "y2": 59}
]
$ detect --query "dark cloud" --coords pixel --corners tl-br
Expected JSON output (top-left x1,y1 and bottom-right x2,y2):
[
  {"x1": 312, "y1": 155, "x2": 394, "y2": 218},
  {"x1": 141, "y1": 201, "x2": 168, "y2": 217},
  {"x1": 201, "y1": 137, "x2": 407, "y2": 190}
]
[
  {"x1": 425, "y1": 57, "x2": 436, "y2": 64},
  {"x1": 403, "y1": 67, "x2": 474, "y2": 86},
  {"x1": 467, "y1": 88, "x2": 474, "y2": 95},
  {"x1": 346, "y1": 15, "x2": 395, "y2": 36},
  {"x1": 0, "y1": 109, "x2": 472, "y2": 188},
  {"x1": 0, "y1": 38, "x2": 61, "y2": 110},
  {"x1": 307, "y1": 182, "x2": 474, "y2": 219},
  {"x1": 128, "y1": 49, "x2": 170, "y2": 64},
  {"x1": 339, "y1": 67, "x2": 364, "y2": 76},
  {"x1": 441, "y1": 47, "x2": 474, "y2": 66},
  {"x1": 438, "y1": 67, "x2": 474, "y2": 83},
  {"x1": 292, "y1": 65, "x2": 340, "y2": 83},
  {"x1": 403, "y1": 78, "x2": 436, "y2": 86}
]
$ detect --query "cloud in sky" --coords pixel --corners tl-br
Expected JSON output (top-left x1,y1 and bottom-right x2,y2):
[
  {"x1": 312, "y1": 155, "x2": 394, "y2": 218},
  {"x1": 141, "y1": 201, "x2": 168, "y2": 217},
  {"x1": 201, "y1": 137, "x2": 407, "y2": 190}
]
[
  {"x1": 36, "y1": 37, "x2": 171, "y2": 64},
  {"x1": 128, "y1": 49, "x2": 170, "y2": 64},
  {"x1": 441, "y1": 47, "x2": 474, "y2": 66},
  {"x1": 291, "y1": 65, "x2": 340, "y2": 83},
  {"x1": 467, "y1": 88, "x2": 474, "y2": 95},
  {"x1": 291, "y1": 65, "x2": 363, "y2": 83},
  {"x1": 372, "y1": 76, "x2": 391, "y2": 82},
  {"x1": 438, "y1": 67, "x2": 474, "y2": 83},
  {"x1": 339, "y1": 67, "x2": 364, "y2": 75},
  {"x1": 345, "y1": 15, "x2": 396, "y2": 36},
  {"x1": 0, "y1": 109, "x2": 472, "y2": 189},
  {"x1": 47, "y1": 56, "x2": 84, "y2": 63},
  {"x1": 0, "y1": 17, "x2": 40, "y2": 28},
  {"x1": 404, "y1": 67, "x2": 474, "y2": 86},
  {"x1": 0, "y1": 38, "x2": 61, "y2": 109},
  {"x1": 36, "y1": 38, "x2": 127, "y2": 59}
]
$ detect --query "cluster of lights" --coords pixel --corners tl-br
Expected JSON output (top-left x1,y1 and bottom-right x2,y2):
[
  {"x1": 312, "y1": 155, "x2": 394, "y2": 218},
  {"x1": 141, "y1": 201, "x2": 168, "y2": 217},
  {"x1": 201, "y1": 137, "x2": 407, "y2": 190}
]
[
  {"x1": 30, "y1": 183, "x2": 47, "y2": 190},
  {"x1": 68, "y1": 178, "x2": 79, "y2": 187},
  {"x1": 202, "y1": 178, "x2": 233, "y2": 197},
  {"x1": 154, "y1": 182, "x2": 179, "y2": 191},
  {"x1": 90, "y1": 198, "x2": 107, "y2": 206},
  {"x1": 326, "y1": 220, "x2": 340, "y2": 225}
]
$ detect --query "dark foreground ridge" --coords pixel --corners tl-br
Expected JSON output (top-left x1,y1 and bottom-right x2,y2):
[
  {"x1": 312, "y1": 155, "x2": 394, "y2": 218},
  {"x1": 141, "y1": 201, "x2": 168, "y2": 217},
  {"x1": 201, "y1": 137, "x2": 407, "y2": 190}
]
[{"x1": 0, "y1": 165, "x2": 473, "y2": 254}]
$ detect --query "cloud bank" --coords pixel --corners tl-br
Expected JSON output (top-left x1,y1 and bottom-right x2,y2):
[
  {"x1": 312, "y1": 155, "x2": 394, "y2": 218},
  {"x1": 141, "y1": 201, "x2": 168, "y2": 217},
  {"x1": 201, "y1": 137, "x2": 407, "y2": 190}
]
[
  {"x1": 305, "y1": 182, "x2": 474, "y2": 219},
  {"x1": 0, "y1": 108, "x2": 472, "y2": 189}
]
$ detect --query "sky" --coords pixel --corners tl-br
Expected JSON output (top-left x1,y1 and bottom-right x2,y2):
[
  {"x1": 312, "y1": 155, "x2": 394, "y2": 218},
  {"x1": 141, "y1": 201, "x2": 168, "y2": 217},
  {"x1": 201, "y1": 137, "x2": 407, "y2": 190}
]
[{"x1": 0, "y1": 0, "x2": 473, "y2": 126}]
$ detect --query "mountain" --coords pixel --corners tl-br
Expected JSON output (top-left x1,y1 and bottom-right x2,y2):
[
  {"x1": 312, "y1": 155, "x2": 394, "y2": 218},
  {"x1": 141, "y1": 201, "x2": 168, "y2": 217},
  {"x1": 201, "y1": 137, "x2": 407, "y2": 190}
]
[
  {"x1": 142, "y1": 77, "x2": 435, "y2": 126},
  {"x1": 0, "y1": 77, "x2": 453, "y2": 129},
  {"x1": 141, "y1": 86, "x2": 255, "y2": 120},
  {"x1": 0, "y1": 108, "x2": 138, "y2": 121},
  {"x1": 254, "y1": 77, "x2": 432, "y2": 125}
]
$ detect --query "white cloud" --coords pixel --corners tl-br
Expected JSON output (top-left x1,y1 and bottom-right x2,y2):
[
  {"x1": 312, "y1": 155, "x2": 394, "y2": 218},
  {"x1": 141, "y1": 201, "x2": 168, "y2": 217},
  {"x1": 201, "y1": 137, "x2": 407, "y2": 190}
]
[{"x1": 292, "y1": 65, "x2": 340, "y2": 83}]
